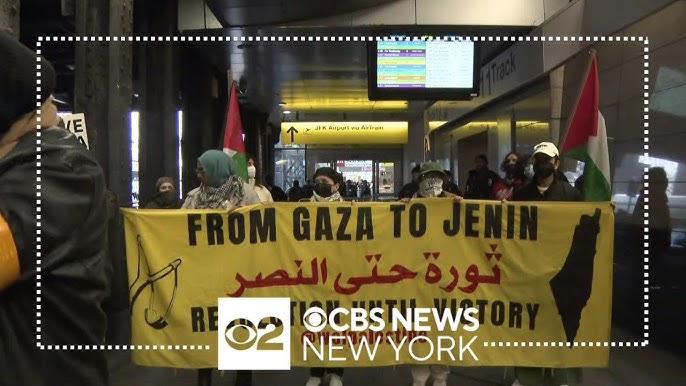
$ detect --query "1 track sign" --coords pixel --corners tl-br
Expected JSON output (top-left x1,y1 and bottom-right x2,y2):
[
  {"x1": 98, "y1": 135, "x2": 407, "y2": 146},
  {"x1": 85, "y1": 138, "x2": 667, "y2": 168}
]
[{"x1": 60, "y1": 113, "x2": 90, "y2": 149}]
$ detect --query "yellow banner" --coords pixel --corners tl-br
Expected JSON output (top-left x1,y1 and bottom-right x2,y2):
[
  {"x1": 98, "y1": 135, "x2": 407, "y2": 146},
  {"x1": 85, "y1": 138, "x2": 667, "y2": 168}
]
[
  {"x1": 280, "y1": 121, "x2": 408, "y2": 144},
  {"x1": 122, "y1": 200, "x2": 614, "y2": 369}
]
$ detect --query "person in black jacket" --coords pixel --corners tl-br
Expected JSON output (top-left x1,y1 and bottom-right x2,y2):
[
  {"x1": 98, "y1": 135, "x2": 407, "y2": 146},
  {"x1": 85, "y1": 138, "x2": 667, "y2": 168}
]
[
  {"x1": 464, "y1": 154, "x2": 500, "y2": 199},
  {"x1": 398, "y1": 164, "x2": 421, "y2": 199},
  {"x1": 511, "y1": 141, "x2": 581, "y2": 386},
  {"x1": 0, "y1": 31, "x2": 109, "y2": 386},
  {"x1": 512, "y1": 142, "x2": 580, "y2": 202}
]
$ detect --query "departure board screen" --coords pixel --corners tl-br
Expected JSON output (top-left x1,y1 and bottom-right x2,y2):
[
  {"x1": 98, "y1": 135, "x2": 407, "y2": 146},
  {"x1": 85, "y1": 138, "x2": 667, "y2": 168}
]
[
  {"x1": 376, "y1": 40, "x2": 475, "y2": 89},
  {"x1": 367, "y1": 37, "x2": 478, "y2": 101}
]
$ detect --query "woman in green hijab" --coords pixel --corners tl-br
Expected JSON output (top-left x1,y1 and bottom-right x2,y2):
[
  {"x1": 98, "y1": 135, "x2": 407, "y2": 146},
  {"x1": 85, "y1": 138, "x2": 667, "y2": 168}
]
[
  {"x1": 182, "y1": 150, "x2": 260, "y2": 386},
  {"x1": 182, "y1": 149, "x2": 260, "y2": 210}
]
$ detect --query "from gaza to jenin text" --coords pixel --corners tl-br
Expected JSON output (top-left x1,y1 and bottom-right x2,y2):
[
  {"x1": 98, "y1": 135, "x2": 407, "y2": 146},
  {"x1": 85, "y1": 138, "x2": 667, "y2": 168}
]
[{"x1": 185, "y1": 201, "x2": 539, "y2": 247}]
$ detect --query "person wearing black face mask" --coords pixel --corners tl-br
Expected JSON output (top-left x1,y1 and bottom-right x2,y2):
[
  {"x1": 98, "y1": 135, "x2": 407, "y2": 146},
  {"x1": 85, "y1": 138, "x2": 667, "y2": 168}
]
[
  {"x1": 306, "y1": 167, "x2": 345, "y2": 386},
  {"x1": 512, "y1": 142, "x2": 580, "y2": 202},
  {"x1": 308, "y1": 167, "x2": 344, "y2": 203},
  {"x1": 145, "y1": 176, "x2": 183, "y2": 209},
  {"x1": 491, "y1": 151, "x2": 525, "y2": 201},
  {"x1": 510, "y1": 141, "x2": 581, "y2": 386}
]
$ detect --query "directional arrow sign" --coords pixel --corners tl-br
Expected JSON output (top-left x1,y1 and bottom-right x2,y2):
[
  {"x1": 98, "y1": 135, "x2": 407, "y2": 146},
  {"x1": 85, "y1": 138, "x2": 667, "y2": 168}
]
[
  {"x1": 286, "y1": 126, "x2": 298, "y2": 142},
  {"x1": 280, "y1": 122, "x2": 408, "y2": 144}
]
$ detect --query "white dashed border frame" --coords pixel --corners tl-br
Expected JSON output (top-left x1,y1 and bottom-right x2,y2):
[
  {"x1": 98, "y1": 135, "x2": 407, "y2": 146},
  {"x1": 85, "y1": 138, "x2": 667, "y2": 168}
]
[{"x1": 36, "y1": 35, "x2": 650, "y2": 351}]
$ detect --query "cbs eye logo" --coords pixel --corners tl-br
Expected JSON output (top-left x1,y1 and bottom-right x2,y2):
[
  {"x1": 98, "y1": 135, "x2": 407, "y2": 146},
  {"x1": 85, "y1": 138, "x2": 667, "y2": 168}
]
[
  {"x1": 302, "y1": 307, "x2": 328, "y2": 332},
  {"x1": 224, "y1": 317, "x2": 285, "y2": 351}
]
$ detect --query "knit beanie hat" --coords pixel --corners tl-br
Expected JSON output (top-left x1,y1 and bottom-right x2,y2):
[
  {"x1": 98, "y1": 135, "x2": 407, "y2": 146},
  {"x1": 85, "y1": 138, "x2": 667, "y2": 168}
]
[
  {"x1": 155, "y1": 176, "x2": 175, "y2": 190},
  {"x1": 0, "y1": 31, "x2": 56, "y2": 134},
  {"x1": 313, "y1": 167, "x2": 341, "y2": 184}
]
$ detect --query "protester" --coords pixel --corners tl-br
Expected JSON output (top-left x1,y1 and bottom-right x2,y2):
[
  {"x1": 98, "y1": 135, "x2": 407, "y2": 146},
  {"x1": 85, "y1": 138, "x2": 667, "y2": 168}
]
[
  {"x1": 442, "y1": 169, "x2": 462, "y2": 196},
  {"x1": 398, "y1": 164, "x2": 421, "y2": 199},
  {"x1": 512, "y1": 142, "x2": 581, "y2": 203},
  {"x1": 309, "y1": 167, "x2": 345, "y2": 203},
  {"x1": 464, "y1": 154, "x2": 500, "y2": 199},
  {"x1": 182, "y1": 150, "x2": 260, "y2": 210},
  {"x1": 511, "y1": 142, "x2": 581, "y2": 386},
  {"x1": 491, "y1": 151, "x2": 525, "y2": 201},
  {"x1": 0, "y1": 31, "x2": 110, "y2": 385},
  {"x1": 408, "y1": 162, "x2": 462, "y2": 201},
  {"x1": 247, "y1": 156, "x2": 273, "y2": 203},
  {"x1": 182, "y1": 150, "x2": 260, "y2": 386},
  {"x1": 403, "y1": 162, "x2": 461, "y2": 386},
  {"x1": 306, "y1": 167, "x2": 345, "y2": 386},
  {"x1": 144, "y1": 176, "x2": 183, "y2": 209}
]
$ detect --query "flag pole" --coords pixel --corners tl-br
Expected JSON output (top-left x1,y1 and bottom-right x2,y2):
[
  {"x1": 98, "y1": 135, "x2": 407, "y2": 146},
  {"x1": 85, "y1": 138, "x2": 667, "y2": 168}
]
[{"x1": 559, "y1": 48, "x2": 597, "y2": 151}]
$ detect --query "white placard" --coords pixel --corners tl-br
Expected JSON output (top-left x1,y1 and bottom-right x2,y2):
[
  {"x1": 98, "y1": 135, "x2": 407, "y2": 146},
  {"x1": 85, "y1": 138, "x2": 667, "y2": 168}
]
[{"x1": 60, "y1": 113, "x2": 90, "y2": 149}]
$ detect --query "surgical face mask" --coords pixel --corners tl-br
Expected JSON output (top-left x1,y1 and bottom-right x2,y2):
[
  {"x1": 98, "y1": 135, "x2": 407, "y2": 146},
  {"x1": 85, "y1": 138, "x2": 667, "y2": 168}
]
[
  {"x1": 419, "y1": 177, "x2": 443, "y2": 197},
  {"x1": 524, "y1": 164, "x2": 534, "y2": 178},
  {"x1": 314, "y1": 182, "x2": 334, "y2": 198},
  {"x1": 247, "y1": 165, "x2": 256, "y2": 179},
  {"x1": 533, "y1": 161, "x2": 555, "y2": 179}
]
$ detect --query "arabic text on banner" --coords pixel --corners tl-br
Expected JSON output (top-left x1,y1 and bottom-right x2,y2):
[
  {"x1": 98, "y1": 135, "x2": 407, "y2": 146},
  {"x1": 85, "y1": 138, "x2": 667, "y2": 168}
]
[{"x1": 121, "y1": 200, "x2": 614, "y2": 369}]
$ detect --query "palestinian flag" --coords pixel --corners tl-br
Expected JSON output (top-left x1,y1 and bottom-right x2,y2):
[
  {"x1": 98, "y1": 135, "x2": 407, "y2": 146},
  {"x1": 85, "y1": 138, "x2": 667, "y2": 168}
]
[
  {"x1": 223, "y1": 82, "x2": 248, "y2": 181},
  {"x1": 561, "y1": 51, "x2": 611, "y2": 201}
]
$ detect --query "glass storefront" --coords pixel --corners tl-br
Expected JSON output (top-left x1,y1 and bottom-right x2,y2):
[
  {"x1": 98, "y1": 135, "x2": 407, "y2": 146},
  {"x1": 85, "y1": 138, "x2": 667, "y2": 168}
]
[
  {"x1": 303, "y1": 147, "x2": 404, "y2": 200},
  {"x1": 274, "y1": 147, "x2": 306, "y2": 192},
  {"x1": 378, "y1": 162, "x2": 395, "y2": 195},
  {"x1": 336, "y1": 160, "x2": 373, "y2": 184}
]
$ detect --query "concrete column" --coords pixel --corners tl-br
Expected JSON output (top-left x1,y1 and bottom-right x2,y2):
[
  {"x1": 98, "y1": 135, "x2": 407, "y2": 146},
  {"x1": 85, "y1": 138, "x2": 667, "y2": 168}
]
[
  {"x1": 489, "y1": 110, "x2": 514, "y2": 171},
  {"x1": 549, "y1": 65, "x2": 565, "y2": 144},
  {"x1": 0, "y1": 0, "x2": 19, "y2": 36},
  {"x1": 74, "y1": 0, "x2": 134, "y2": 206},
  {"x1": 402, "y1": 115, "x2": 425, "y2": 182},
  {"x1": 179, "y1": 43, "x2": 216, "y2": 195},
  {"x1": 134, "y1": 0, "x2": 179, "y2": 205}
]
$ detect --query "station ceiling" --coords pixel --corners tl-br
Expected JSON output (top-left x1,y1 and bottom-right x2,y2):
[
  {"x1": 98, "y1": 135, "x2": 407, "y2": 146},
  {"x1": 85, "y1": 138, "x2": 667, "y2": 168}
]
[
  {"x1": 18, "y1": 0, "x2": 533, "y2": 126},
  {"x1": 189, "y1": 25, "x2": 533, "y2": 126},
  {"x1": 205, "y1": 0, "x2": 400, "y2": 27}
]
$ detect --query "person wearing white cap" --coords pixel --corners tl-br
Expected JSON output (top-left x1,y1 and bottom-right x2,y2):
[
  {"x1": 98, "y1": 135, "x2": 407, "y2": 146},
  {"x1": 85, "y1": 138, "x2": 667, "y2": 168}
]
[
  {"x1": 511, "y1": 142, "x2": 581, "y2": 386},
  {"x1": 512, "y1": 142, "x2": 580, "y2": 202}
]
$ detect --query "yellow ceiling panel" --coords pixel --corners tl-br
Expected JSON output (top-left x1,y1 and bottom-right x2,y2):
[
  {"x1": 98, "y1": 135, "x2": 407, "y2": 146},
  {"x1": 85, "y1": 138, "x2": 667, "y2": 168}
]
[{"x1": 279, "y1": 77, "x2": 408, "y2": 111}]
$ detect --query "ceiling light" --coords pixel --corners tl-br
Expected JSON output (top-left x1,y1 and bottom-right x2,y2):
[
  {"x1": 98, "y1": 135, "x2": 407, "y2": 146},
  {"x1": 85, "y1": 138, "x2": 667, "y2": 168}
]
[
  {"x1": 278, "y1": 102, "x2": 287, "y2": 107},
  {"x1": 283, "y1": 110, "x2": 291, "y2": 114}
]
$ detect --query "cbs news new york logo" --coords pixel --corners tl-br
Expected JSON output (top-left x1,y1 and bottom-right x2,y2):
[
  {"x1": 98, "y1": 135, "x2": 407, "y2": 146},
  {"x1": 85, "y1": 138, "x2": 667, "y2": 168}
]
[{"x1": 217, "y1": 297, "x2": 292, "y2": 370}]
